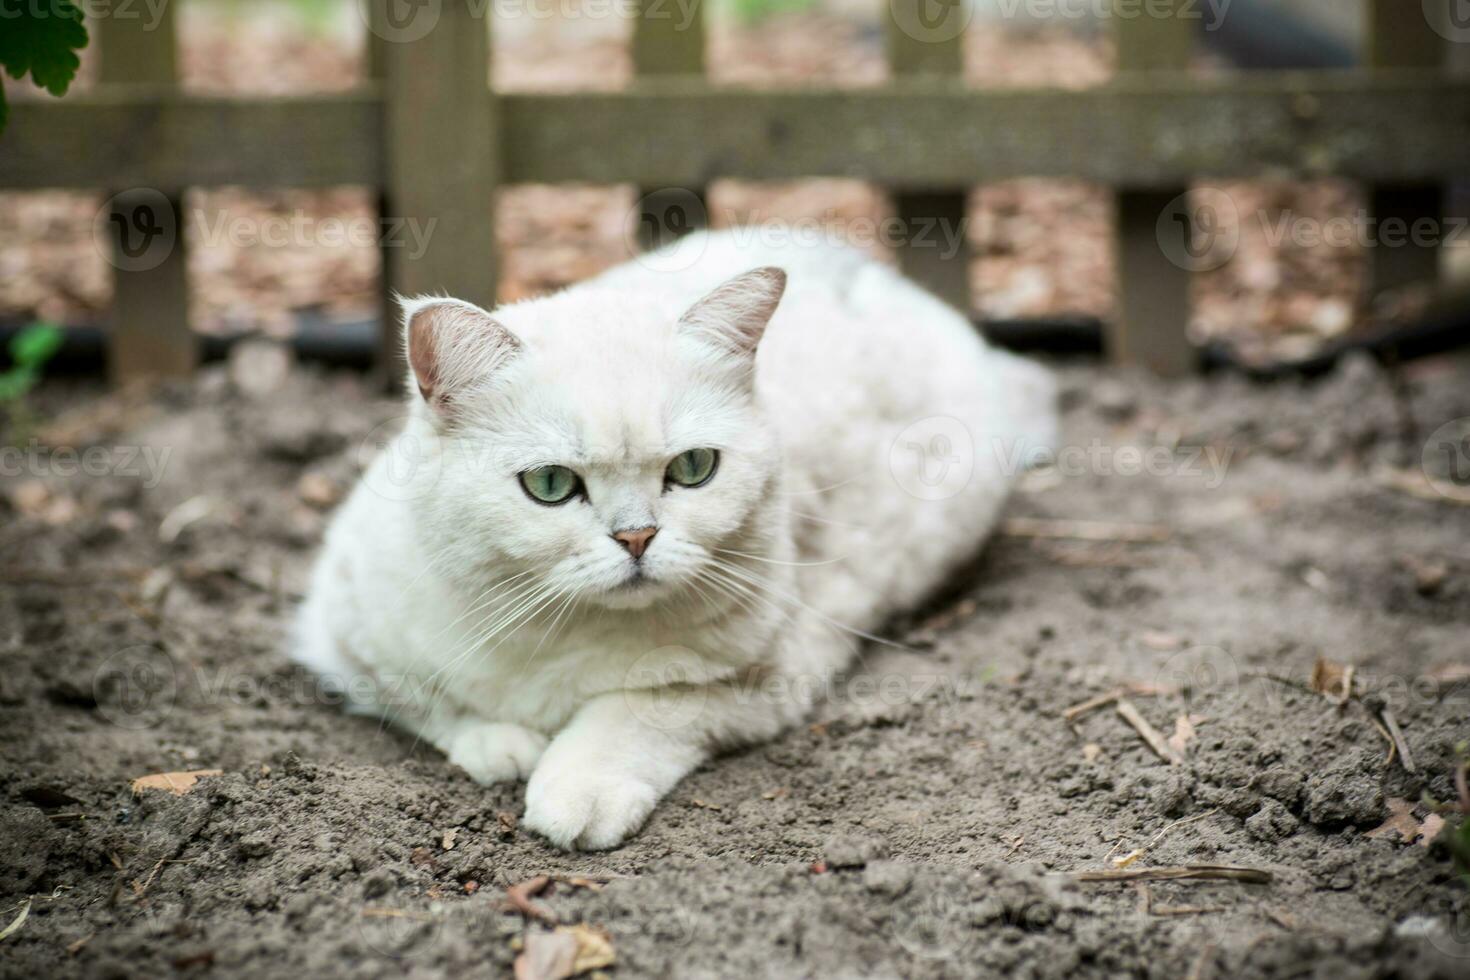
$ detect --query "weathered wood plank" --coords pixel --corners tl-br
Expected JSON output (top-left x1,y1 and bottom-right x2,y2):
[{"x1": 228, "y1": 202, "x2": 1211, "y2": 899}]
[
  {"x1": 498, "y1": 74, "x2": 1470, "y2": 187},
  {"x1": 1112, "y1": 0, "x2": 1194, "y2": 375},
  {"x1": 1366, "y1": 0, "x2": 1445, "y2": 296},
  {"x1": 3, "y1": 75, "x2": 1469, "y2": 191},
  {"x1": 633, "y1": 0, "x2": 708, "y2": 250},
  {"x1": 887, "y1": 0, "x2": 970, "y2": 311},
  {"x1": 0, "y1": 90, "x2": 383, "y2": 189},
  {"x1": 97, "y1": 10, "x2": 194, "y2": 383},
  {"x1": 376, "y1": 0, "x2": 497, "y2": 384}
]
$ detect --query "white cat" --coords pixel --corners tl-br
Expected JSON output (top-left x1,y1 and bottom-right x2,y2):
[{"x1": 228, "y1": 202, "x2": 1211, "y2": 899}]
[{"x1": 292, "y1": 230, "x2": 1055, "y2": 850}]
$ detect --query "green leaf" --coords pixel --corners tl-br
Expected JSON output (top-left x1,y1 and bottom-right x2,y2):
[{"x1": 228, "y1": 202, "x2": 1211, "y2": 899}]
[
  {"x1": 11, "y1": 322, "x2": 64, "y2": 368},
  {"x1": 0, "y1": 367, "x2": 36, "y2": 402},
  {"x1": 0, "y1": 0, "x2": 88, "y2": 136}
]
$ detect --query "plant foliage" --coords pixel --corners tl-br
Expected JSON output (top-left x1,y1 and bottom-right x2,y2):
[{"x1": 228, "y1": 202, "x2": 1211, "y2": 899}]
[
  {"x1": 0, "y1": 0, "x2": 89, "y2": 133},
  {"x1": 0, "y1": 322, "x2": 64, "y2": 402}
]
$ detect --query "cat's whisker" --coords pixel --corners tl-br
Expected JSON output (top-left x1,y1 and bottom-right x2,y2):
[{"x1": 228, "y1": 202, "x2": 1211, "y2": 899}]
[
  {"x1": 406, "y1": 582, "x2": 568, "y2": 749},
  {"x1": 399, "y1": 577, "x2": 549, "y2": 705},
  {"x1": 706, "y1": 557, "x2": 908, "y2": 652},
  {"x1": 776, "y1": 508, "x2": 867, "y2": 531},
  {"x1": 775, "y1": 475, "x2": 866, "y2": 496},
  {"x1": 512, "y1": 588, "x2": 579, "y2": 678},
  {"x1": 712, "y1": 547, "x2": 845, "y2": 568}
]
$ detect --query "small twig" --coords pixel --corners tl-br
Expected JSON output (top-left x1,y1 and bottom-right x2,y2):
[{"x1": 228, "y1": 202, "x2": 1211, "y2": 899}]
[
  {"x1": 1069, "y1": 865, "x2": 1272, "y2": 884},
  {"x1": 1185, "y1": 942, "x2": 1219, "y2": 980},
  {"x1": 1379, "y1": 709, "x2": 1417, "y2": 774},
  {"x1": 1116, "y1": 699, "x2": 1184, "y2": 765},
  {"x1": 1001, "y1": 517, "x2": 1173, "y2": 544},
  {"x1": 130, "y1": 858, "x2": 168, "y2": 898},
  {"x1": 1063, "y1": 684, "x2": 1173, "y2": 723},
  {"x1": 504, "y1": 875, "x2": 557, "y2": 924},
  {"x1": 362, "y1": 908, "x2": 434, "y2": 921},
  {"x1": 1113, "y1": 808, "x2": 1221, "y2": 869}
]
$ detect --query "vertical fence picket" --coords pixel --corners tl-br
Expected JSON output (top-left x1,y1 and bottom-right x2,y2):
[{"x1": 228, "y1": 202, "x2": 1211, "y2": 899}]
[
  {"x1": 97, "y1": 9, "x2": 194, "y2": 383},
  {"x1": 886, "y1": 1, "x2": 971, "y2": 312},
  {"x1": 633, "y1": 0, "x2": 708, "y2": 251},
  {"x1": 374, "y1": 0, "x2": 498, "y2": 387},
  {"x1": 1366, "y1": 0, "x2": 1444, "y2": 297},
  {"x1": 1110, "y1": 1, "x2": 1194, "y2": 375}
]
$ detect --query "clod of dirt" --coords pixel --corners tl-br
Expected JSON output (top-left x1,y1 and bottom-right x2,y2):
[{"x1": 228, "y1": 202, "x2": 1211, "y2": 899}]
[
  {"x1": 823, "y1": 834, "x2": 890, "y2": 869},
  {"x1": 1250, "y1": 766, "x2": 1307, "y2": 807},
  {"x1": 861, "y1": 860, "x2": 913, "y2": 898},
  {"x1": 1304, "y1": 762, "x2": 1386, "y2": 827},
  {"x1": 1245, "y1": 799, "x2": 1300, "y2": 842}
]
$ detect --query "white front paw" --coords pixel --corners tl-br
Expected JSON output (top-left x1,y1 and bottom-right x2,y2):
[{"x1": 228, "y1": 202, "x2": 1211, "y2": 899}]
[
  {"x1": 444, "y1": 723, "x2": 547, "y2": 785},
  {"x1": 523, "y1": 756, "x2": 660, "y2": 851}
]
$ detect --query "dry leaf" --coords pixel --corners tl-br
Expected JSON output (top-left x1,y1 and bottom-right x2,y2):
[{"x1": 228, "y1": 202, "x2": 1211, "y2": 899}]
[
  {"x1": 1419, "y1": 814, "x2": 1447, "y2": 847},
  {"x1": 0, "y1": 899, "x2": 30, "y2": 942},
  {"x1": 1309, "y1": 657, "x2": 1352, "y2": 700},
  {"x1": 514, "y1": 925, "x2": 615, "y2": 980},
  {"x1": 762, "y1": 787, "x2": 790, "y2": 800},
  {"x1": 130, "y1": 770, "x2": 223, "y2": 797},
  {"x1": 1140, "y1": 630, "x2": 1183, "y2": 652},
  {"x1": 1167, "y1": 715, "x2": 1201, "y2": 757},
  {"x1": 506, "y1": 876, "x2": 557, "y2": 924},
  {"x1": 1426, "y1": 664, "x2": 1470, "y2": 684},
  {"x1": 564, "y1": 924, "x2": 615, "y2": 974},
  {"x1": 1365, "y1": 798, "x2": 1438, "y2": 846},
  {"x1": 515, "y1": 929, "x2": 577, "y2": 980},
  {"x1": 297, "y1": 473, "x2": 343, "y2": 509}
]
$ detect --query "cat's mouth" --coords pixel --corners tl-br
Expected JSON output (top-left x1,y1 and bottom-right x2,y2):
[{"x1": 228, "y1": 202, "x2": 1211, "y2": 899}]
[{"x1": 593, "y1": 564, "x2": 674, "y2": 610}]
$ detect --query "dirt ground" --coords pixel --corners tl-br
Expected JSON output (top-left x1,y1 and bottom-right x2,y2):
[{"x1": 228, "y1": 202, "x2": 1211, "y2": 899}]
[{"x1": 3, "y1": 348, "x2": 1470, "y2": 978}]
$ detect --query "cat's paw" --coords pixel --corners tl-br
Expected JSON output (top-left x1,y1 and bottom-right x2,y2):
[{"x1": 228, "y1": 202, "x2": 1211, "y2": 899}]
[
  {"x1": 444, "y1": 723, "x2": 547, "y2": 785},
  {"x1": 522, "y1": 757, "x2": 659, "y2": 851}
]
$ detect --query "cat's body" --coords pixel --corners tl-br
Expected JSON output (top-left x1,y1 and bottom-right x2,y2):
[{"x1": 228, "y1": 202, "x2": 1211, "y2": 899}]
[{"x1": 293, "y1": 230, "x2": 1055, "y2": 849}]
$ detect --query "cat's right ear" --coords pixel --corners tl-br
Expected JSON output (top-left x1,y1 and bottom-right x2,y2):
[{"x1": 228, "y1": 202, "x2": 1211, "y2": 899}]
[{"x1": 401, "y1": 296, "x2": 522, "y2": 418}]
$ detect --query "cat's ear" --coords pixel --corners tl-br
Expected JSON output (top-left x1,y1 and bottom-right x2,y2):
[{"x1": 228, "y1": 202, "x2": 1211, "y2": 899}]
[
  {"x1": 677, "y1": 266, "x2": 786, "y2": 359},
  {"x1": 401, "y1": 296, "x2": 522, "y2": 417}
]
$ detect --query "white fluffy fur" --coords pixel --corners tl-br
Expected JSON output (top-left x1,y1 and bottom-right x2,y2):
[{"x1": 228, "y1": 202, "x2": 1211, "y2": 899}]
[{"x1": 293, "y1": 231, "x2": 1056, "y2": 850}]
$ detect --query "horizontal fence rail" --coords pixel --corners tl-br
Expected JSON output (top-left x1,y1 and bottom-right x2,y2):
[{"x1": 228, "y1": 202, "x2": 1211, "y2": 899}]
[
  {"x1": 0, "y1": 0, "x2": 1461, "y2": 382},
  {"x1": 5, "y1": 74, "x2": 1469, "y2": 190}
]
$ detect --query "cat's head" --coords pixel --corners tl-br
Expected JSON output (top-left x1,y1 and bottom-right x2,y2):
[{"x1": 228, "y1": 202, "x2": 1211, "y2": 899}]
[{"x1": 398, "y1": 267, "x2": 786, "y2": 612}]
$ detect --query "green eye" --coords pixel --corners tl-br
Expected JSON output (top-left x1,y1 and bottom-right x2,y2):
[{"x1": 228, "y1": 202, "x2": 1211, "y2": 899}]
[
  {"x1": 519, "y1": 465, "x2": 581, "y2": 505},
  {"x1": 666, "y1": 448, "x2": 719, "y2": 488}
]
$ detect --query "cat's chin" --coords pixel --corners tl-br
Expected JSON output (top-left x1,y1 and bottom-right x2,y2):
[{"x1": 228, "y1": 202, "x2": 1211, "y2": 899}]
[{"x1": 590, "y1": 573, "x2": 676, "y2": 611}]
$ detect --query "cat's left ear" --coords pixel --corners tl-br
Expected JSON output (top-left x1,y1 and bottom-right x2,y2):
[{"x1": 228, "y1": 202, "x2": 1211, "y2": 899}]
[
  {"x1": 400, "y1": 296, "x2": 522, "y2": 418},
  {"x1": 677, "y1": 266, "x2": 786, "y2": 359}
]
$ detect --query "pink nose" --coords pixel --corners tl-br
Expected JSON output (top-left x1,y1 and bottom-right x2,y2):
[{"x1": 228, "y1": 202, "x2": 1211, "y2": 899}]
[{"x1": 612, "y1": 526, "x2": 657, "y2": 559}]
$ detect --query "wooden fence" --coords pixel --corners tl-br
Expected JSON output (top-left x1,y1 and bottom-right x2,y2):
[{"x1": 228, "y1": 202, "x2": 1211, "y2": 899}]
[{"x1": 2, "y1": 0, "x2": 1466, "y2": 383}]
